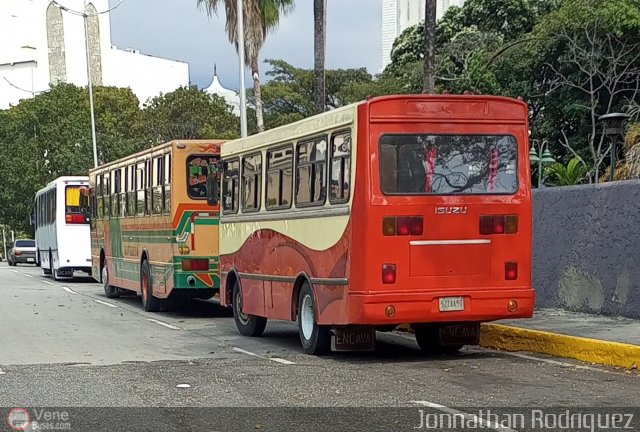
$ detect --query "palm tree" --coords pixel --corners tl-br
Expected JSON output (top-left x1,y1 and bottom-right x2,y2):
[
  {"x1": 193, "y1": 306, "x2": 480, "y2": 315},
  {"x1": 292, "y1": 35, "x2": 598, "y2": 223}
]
[
  {"x1": 197, "y1": 0, "x2": 295, "y2": 133},
  {"x1": 423, "y1": 0, "x2": 436, "y2": 93},
  {"x1": 313, "y1": 0, "x2": 326, "y2": 114}
]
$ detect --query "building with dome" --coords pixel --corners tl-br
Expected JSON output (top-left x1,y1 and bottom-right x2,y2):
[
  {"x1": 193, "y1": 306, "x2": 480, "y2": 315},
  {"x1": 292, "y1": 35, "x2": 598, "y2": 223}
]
[
  {"x1": 204, "y1": 65, "x2": 241, "y2": 116},
  {"x1": 0, "y1": 0, "x2": 189, "y2": 109}
]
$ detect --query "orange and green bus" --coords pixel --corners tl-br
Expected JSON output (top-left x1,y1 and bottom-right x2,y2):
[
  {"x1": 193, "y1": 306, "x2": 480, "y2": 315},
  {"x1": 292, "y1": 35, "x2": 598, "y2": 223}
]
[{"x1": 89, "y1": 139, "x2": 224, "y2": 311}]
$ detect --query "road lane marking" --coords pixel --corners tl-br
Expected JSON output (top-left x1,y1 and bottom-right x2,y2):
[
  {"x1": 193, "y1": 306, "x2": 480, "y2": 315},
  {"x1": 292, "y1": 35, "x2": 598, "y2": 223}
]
[
  {"x1": 42, "y1": 280, "x2": 54, "y2": 285},
  {"x1": 232, "y1": 347, "x2": 296, "y2": 365},
  {"x1": 10, "y1": 270, "x2": 19, "y2": 274},
  {"x1": 62, "y1": 286, "x2": 78, "y2": 295},
  {"x1": 0, "y1": 368, "x2": 5, "y2": 375},
  {"x1": 94, "y1": 299, "x2": 118, "y2": 308},
  {"x1": 24, "y1": 274, "x2": 34, "y2": 278},
  {"x1": 410, "y1": 401, "x2": 518, "y2": 432},
  {"x1": 147, "y1": 318, "x2": 181, "y2": 330}
]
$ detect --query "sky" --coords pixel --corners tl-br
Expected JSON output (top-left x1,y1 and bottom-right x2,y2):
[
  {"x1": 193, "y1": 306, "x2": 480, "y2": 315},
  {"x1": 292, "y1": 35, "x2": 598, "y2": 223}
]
[{"x1": 107, "y1": 0, "x2": 383, "y2": 92}]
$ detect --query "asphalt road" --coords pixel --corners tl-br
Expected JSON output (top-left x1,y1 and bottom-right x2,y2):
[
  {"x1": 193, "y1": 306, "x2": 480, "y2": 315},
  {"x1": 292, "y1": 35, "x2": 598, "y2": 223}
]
[{"x1": 1, "y1": 262, "x2": 639, "y2": 431}]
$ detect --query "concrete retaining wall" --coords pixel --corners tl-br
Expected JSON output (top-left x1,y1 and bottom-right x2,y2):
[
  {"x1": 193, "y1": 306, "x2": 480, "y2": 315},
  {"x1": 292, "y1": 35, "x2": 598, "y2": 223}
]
[{"x1": 533, "y1": 180, "x2": 640, "y2": 319}]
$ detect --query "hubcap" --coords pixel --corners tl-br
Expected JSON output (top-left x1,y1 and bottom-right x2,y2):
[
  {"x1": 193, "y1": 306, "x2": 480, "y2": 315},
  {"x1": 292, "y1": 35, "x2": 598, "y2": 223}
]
[
  {"x1": 235, "y1": 288, "x2": 250, "y2": 324},
  {"x1": 301, "y1": 294, "x2": 315, "y2": 341}
]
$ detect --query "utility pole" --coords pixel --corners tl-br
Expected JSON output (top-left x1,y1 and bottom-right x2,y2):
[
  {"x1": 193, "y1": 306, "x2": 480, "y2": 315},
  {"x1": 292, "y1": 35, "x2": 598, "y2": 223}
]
[
  {"x1": 313, "y1": 0, "x2": 326, "y2": 114},
  {"x1": 423, "y1": 0, "x2": 436, "y2": 93},
  {"x1": 83, "y1": 0, "x2": 98, "y2": 167}
]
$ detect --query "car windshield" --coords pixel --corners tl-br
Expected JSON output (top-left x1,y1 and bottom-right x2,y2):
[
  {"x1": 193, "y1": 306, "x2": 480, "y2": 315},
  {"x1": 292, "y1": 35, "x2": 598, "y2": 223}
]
[{"x1": 15, "y1": 240, "x2": 35, "y2": 248}]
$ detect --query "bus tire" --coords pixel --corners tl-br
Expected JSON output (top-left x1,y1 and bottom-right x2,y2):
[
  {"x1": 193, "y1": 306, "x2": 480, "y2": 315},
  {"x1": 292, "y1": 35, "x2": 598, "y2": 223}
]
[
  {"x1": 297, "y1": 282, "x2": 331, "y2": 355},
  {"x1": 102, "y1": 259, "x2": 120, "y2": 299},
  {"x1": 141, "y1": 260, "x2": 162, "y2": 312},
  {"x1": 232, "y1": 280, "x2": 267, "y2": 337},
  {"x1": 413, "y1": 325, "x2": 463, "y2": 355}
]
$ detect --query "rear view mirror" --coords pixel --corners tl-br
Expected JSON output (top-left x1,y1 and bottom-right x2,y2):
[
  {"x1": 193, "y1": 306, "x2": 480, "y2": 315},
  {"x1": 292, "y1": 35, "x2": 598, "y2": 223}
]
[{"x1": 206, "y1": 176, "x2": 219, "y2": 206}]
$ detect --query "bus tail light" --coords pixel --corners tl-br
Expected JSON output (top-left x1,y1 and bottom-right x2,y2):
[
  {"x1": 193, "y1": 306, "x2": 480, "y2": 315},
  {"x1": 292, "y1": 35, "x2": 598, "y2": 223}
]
[
  {"x1": 382, "y1": 264, "x2": 396, "y2": 284},
  {"x1": 505, "y1": 261, "x2": 518, "y2": 280},
  {"x1": 382, "y1": 217, "x2": 396, "y2": 236},
  {"x1": 182, "y1": 258, "x2": 209, "y2": 271},
  {"x1": 383, "y1": 217, "x2": 423, "y2": 236},
  {"x1": 480, "y1": 215, "x2": 518, "y2": 234},
  {"x1": 65, "y1": 213, "x2": 87, "y2": 224}
]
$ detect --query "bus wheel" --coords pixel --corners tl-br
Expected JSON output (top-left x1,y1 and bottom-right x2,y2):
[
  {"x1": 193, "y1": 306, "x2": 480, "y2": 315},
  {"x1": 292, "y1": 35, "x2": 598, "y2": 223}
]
[
  {"x1": 140, "y1": 260, "x2": 162, "y2": 312},
  {"x1": 297, "y1": 282, "x2": 330, "y2": 355},
  {"x1": 102, "y1": 260, "x2": 120, "y2": 299},
  {"x1": 413, "y1": 326, "x2": 463, "y2": 355},
  {"x1": 232, "y1": 280, "x2": 267, "y2": 337}
]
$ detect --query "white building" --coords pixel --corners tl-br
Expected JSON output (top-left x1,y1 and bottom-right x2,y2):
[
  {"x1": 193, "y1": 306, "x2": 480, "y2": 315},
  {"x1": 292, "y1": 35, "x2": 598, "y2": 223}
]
[
  {"x1": 0, "y1": 0, "x2": 189, "y2": 109},
  {"x1": 203, "y1": 65, "x2": 241, "y2": 116},
  {"x1": 381, "y1": 0, "x2": 466, "y2": 70}
]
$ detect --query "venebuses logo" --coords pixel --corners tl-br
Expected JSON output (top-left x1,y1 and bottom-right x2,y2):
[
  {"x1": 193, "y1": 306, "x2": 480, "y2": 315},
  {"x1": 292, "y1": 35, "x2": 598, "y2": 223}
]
[{"x1": 7, "y1": 408, "x2": 30, "y2": 431}]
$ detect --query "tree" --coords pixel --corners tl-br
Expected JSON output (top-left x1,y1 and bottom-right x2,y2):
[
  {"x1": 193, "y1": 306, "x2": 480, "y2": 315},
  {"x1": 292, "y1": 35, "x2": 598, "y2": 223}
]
[
  {"x1": 0, "y1": 83, "x2": 145, "y2": 232},
  {"x1": 197, "y1": 0, "x2": 295, "y2": 133},
  {"x1": 313, "y1": 0, "x2": 326, "y2": 114},
  {"x1": 259, "y1": 59, "x2": 376, "y2": 129},
  {"x1": 142, "y1": 86, "x2": 240, "y2": 143},
  {"x1": 423, "y1": 0, "x2": 436, "y2": 93}
]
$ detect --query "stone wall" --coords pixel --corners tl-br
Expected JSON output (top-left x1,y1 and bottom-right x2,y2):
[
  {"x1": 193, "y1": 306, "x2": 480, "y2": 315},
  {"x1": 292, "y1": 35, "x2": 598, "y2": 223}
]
[{"x1": 533, "y1": 180, "x2": 640, "y2": 319}]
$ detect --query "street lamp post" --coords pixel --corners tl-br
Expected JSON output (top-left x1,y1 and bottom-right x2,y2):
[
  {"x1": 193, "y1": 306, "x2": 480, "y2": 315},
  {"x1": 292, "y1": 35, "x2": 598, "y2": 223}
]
[
  {"x1": 598, "y1": 113, "x2": 631, "y2": 181},
  {"x1": 236, "y1": 0, "x2": 247, "y2": 138},
  {"x1": 529, "y1": 140, "x2": 555, "y2": 187}
]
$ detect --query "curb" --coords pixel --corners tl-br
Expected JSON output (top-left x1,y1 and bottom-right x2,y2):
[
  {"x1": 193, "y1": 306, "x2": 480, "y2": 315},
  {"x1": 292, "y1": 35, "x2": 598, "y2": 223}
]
[
  {"x1": 480, "y1": 323, "x2": 640, "y2": 370},
  {"x1": 398, "y1": 323, "x2": 640, "y2": 369}
]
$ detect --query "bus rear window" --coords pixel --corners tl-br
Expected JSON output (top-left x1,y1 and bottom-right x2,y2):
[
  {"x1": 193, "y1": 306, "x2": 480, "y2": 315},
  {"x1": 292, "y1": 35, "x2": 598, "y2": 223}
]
[
  {"x1": 379, "y1": 134, "x2": 518, "y2": 195},
  {"x1": 65, "y1": 186, "x2": 90, "y2": 224},
  {"x1": 187, "y1": 155, "x2": 219, "y2": 199}
]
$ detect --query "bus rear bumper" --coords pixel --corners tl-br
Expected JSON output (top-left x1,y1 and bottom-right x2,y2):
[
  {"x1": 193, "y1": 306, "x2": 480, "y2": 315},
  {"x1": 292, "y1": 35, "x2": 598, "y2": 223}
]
[{"x1": 318, "y1": 288, "x2": 535, "y2": 326}]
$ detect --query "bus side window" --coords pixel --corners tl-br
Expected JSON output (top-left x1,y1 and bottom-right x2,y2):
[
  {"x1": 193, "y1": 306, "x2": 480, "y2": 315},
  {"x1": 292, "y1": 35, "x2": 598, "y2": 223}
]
[
  {"x1": 242, "y1": 153, "x2": 262, "y2": 212},
  {"x1": 136, "y1": 162, "x2": 145, "y2": 216},
  {"x1": 146, "y1": 159, "x2": 152, "y2": 216},
  {"x1": 329, "y1": 131, "x2": 352, "y2": 204},
  {"x1": 152, "y1": 156, "x2": 163, "y2": 215},
  {"x1": 266, "y1": 146, "x2": 293, "y2": 210},
  {"x1": 163, "y1": 153, "x2": 171, "y2": 214},
  {"x1": 128, "y1": 165, "x2": 136, "y2": 217},
  {"x1": 222, "y1": 158, "x2": 239, "y2": 214},
  {"x1": 296, "y1": 136, "x2": 327, "y2": 207}
]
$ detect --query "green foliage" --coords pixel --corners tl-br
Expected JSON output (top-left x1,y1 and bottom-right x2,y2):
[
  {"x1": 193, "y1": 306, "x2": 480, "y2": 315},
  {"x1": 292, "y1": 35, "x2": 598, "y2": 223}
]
[
  {"x1": 143, "y1": 86, "x2": 240, "y2": 143},
  {"x1": 0, "y1": 83, "x2": 240, "y2": 232},
  {"x1": 545, "y1": 157, "x2": 589, "y2": 186},
  {"x1": 259, "y1": 60, "x2": 376, "y2": 129}
]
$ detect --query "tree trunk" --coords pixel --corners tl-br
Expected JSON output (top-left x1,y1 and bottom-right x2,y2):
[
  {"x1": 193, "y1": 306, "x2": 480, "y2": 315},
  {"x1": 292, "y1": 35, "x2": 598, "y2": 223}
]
[
  {"x1": 423, "y1": 0, "x2": 436, "y2": 93},
  {"x1": 251, "y1": 56, "x2": 264, "y2": 133},
  {"x1": 313, "y1": 0, "x2": 326, "y2": 114}
]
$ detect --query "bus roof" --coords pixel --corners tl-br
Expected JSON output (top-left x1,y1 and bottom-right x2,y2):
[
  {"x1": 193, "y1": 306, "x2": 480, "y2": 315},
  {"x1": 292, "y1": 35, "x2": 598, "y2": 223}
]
[
  {"x1": 35, "y1": 176, "x2": 89, "y2": 196},
  {"x1": 88, "y1": 139, "x2": 227, "y2": 174},
  {"x1": 221, "y1": 94, "x2": 528, "y2": 157},
  {"x1": 221, "y1": 103, "x2": 358, "y2": 157}
]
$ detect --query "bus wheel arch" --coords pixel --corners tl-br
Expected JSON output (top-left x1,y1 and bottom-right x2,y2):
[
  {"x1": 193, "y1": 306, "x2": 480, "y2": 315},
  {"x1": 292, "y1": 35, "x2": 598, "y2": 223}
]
[
  {"x1": 224, "y1": 269, "x2": 239, "y2": 306},
  {"x1": 291, "y1": 273, "x2": 313, "y2": 321}
]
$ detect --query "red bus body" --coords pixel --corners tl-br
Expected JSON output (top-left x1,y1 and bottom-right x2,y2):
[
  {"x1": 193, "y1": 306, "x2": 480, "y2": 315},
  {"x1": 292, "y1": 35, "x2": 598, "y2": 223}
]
[{"x1": 219, "y1": 95, "x2": 534, "y2": 350}]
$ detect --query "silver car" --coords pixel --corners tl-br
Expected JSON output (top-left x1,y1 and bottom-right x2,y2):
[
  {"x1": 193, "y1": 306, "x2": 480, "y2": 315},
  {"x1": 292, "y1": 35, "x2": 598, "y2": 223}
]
[{"x1": 8, "y1": 239, "x2": 38, "y2": 266}]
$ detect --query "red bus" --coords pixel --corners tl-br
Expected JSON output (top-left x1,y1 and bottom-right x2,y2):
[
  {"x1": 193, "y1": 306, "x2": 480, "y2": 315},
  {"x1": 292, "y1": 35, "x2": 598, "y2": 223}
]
[{"x1": 218, "y1": 94, "x2": 535, "y2": 354}]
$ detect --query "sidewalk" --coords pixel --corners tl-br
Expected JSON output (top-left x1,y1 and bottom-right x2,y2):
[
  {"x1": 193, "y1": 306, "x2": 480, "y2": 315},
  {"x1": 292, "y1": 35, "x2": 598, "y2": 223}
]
[{"x1": 481, "y1": 308, "x2": 640, "y2": 369}]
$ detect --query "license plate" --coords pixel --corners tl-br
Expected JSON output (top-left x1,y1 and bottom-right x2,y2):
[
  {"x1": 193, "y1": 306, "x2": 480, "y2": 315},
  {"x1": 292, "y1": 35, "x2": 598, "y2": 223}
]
[
  {"x1": 331, "y1": 326, "x2": 376, "y2": 352},
  {"x1": 439, "y1": 323, "x2": 480, "y2": 345},
  {"x1": 27, "y1": 258, "x2": 34, "y2": 262},
  {"x1": 439, "y1": 296, "x2": 464, "y2": 312}
]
